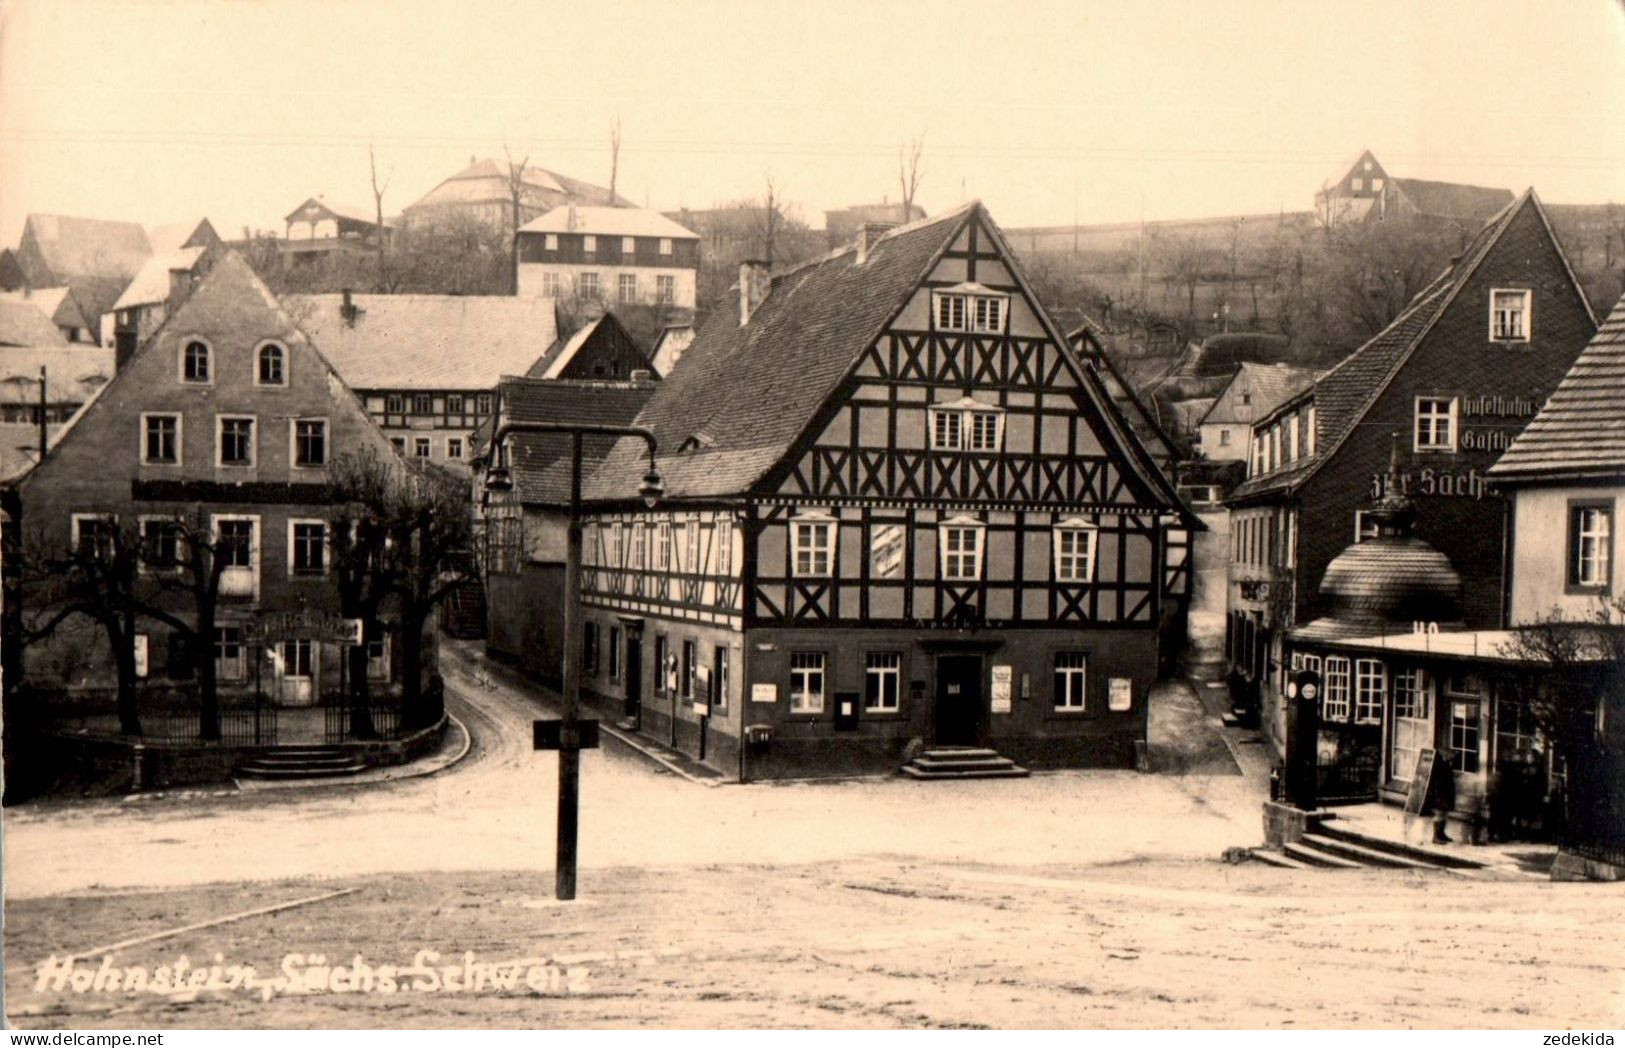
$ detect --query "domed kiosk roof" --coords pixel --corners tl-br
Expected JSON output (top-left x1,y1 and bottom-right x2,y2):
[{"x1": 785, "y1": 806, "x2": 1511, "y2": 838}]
[{"x1": 1291, "y1": 453, "x2": 1463, "y2": 642}]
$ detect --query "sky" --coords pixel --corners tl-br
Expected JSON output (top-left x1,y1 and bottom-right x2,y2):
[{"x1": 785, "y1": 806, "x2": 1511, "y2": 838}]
[{"x1": 1, "y1": 0, "x2": 1623, "y2": 247}]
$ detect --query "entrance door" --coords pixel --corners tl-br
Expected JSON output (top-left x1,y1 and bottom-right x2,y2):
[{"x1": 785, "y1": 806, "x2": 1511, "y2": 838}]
[
  {"x1": 1387, "y1": 667, "x2": 1433, "y2": 788},
  {"x1": 276, "y1": 638, "x2": 316, "y2": 706},
  {"x1": 624, "y1": 631, "x2": 643, "y2": 722},
  {"x1": 935, "y1": 655, "x2": 983, "y2": 746}
]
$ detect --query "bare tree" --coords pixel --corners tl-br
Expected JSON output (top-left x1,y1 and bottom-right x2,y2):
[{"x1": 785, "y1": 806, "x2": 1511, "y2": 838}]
[
  {"x1": 608, "y1": 115, "x2": 622, "y2": 205},
  {"x1": 757, "y1": 173, "x2": 782, "y2": 266},
  {"x1": 899, "y1": 132, "x2": 925, "y2": 223},
  {"x1": 503, "y1": 145, "x2": 531, "y2": 295},
  {"x1": 369, "y1": 143, "x2": 392, "y2": 292}
]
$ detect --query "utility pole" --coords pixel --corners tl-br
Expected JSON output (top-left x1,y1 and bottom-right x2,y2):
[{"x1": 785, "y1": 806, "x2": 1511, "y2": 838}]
[{"x1": 37, "y1": 366, "x2": 47, "y2": 459}]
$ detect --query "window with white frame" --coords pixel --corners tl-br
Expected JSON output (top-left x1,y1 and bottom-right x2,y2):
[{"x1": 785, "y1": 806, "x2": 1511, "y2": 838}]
[
  {"x1": 789, "y1": 651, "x2": 826, "y2": 713},
  {"x1": 929, "y1": 400, "x2": 1003, "y2": 452},
  {"x1": 939, "y1": 517, "x2": 984, "y2": 581},
  {"x1": 257, "y1": 343, "x2": 286, "y2": 386},
  {"x1": 713, "y1": 645, "x2": 730, "y2": 710},
  {"x1": 413, "y1": 437, "x2": 431, "y2": 460},
  {"x1": 629, "y1": 523, "x2": 646, "y2": 570},
  {"x1": 367, "y1": 634, "x2": 391, "y2": 681},
  {"x1": 214, "y1": 627, "x2": 246, "y2": 681},
  {"x1": 792, "y1": 516, "x2": 835, "y2": 576},
  {"x1": 386, "y1": 394, "x2": 406, "y2": 414},
  {"x1": 932, "y1": 287, "x2": 1007, "y2": 334},
  {"x1": 142, "y1": 413, "x2": 180, "y2": 465},
  {"x1": 445, "y1": 394, "x2": 464, "y2": 415},
  {"x1": 181, "y1": 339, "x2": 211, "y2": 383},
  {"x1": 681, "y1": 639, "x2": 695, "y2": 698},
  {"x1": 73, "y1": 513, "x2": 118, "y2": 559},
  {"x1": 1414, "y1": 397, "x2": 1457, "y2": 452},
  {"x1": 1054, "y1": 651, "x2": 1089, "y2": 710},
  {"x1": 716, "y1": 517, "x2": 733, "y2": 574},
  {"x1": 655, "y1": 521, "x2": 672, "y2": 571},
  {"x1": 1354, "y1": 658, "x2": 1385, "y2": 723},
  {"x1": 1449, "y1": 701, "x2": 1481, "y2": 772},
  {"x1": 685, "y1": 519, "x2": 700, "y2": 573},
  {"x1": 608, "y1": 625, "x2": 622, "y2": 680},
  {"x1": 1393, "y1": 667, "x2": 1430, "y2": 719},
  {"x1": 659, "y1": 237, "x2": 673, "y2": 256},
  {"x1": 293, "y1": 419, "x2": 327, "y2": 467},
  {"x1": 608, "y1": 522, "x2": 623, "y2": 567},
  {"x1": 214, "y1": 515, "x2": 258, "y2": 596},
  {"x1": 541, "y1": 271, "x2": 561, "y2": 298},
  {"x1": 446, "y1": 437, "x2": 464, "y2": 460},
  {"x1": 656, "y1": 274, "x2": 675, "y2": 303},
  {"x1": 578, "y1": 272, "x2": 600, "y2": 299},
  {"x1": 476, "y1": 394, "x2": 493, "y2": 416},
  {"x1": 1490, "y1": 288, "x2": 1531, "y2": 342},
  {"x1": 1323, "y1": 656, "x2": 1351, "y2": 721},
  {"x1": 865, "y1": 651, "x2": 901, "y2": 712},
  {"x1": 544, "y1": 233, "x2": 558, "y2": 251},
  {"x1": 583, "y1": 235, "x2": 597, "y2": 255},
  {"x1": 1305, "y1": 405, "x2": 1317, "y2": 456},
  {"x1": 619, "y1": 273, "x2": 638, "y2": 304},
  {"x1": 218, "y1": 416, "x2": 255, "y2": 467},
  {"x1": 1053, "y1": 521, "x2": 1097, "y2": 583},
  {"x1": 1570, "y1": 503, "x2": 1613, "y2": 590},
  {"x1": 621, "y1": 236, "x2": 636, "y2": 255},
  {"x1": 289, "y1": 520, "x2": 327, "y2": 575}
]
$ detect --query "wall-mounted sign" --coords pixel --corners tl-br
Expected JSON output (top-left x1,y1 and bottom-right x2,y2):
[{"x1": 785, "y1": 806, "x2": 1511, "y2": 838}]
[
  {"x1": 1368, "y1": 467, "x2": 1492, "y2": 501},
  {"x1": 245, "y1": 610, "x2": 362, "y2": 644},
  {"x1": 1238, "y1": 580, "x2": 1270, "y2": 602},
  {"x1": 751, "y1": 682, "x2": 778, "y2": 704},
  {"x1": 990, "y1": 664, "x2": 1013, "y2": 713},
  {"x1": 871, "y1": 524, "x2": 905, "y2": 579},
  {"x1": 1108, "y1": 678, "x2": 1132, "y2": 711},
  {"x1": 134, "y1": 635, "x2": 148, "y2": 679}
]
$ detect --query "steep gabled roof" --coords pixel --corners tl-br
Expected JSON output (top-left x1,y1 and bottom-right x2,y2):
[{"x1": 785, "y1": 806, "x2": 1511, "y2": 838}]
[
  {"x1": 0, "y1": 299, "x2": 69, "y2": 347},
  {"x1": 20, "y1": 214, "x2": 151, "y2": 284},
  {"x1": 526, "y1": 312, "x2": 652, "y2": 380},
  {"x1": 477, "y1": 376, "x2": 657, "y2": 506},
  {"x1": 519, "y1": 206, "x2": 698, "y2": 240},
  {"x1": 0, "y1": 287, "x2": 85, "y2": 333},
  {"x1": 1228, "y1": 190, "x2": 1572, "y2": 503},
  {"x1": 1066, "y1": 324, "x2": 1178, "y2": 465},
  {"x1": 1489, "y1": 293, "x2": 1625, "y2": 482},
  {"x1": 112, "y1": 247, "x2": 208, "y2": 311},
  {"x1": 284, "y1": 293, "x2": 557, "y2": 390},
  {"x1": 283, "y1": 197, "x2": 384, "y2": 227},
  {"x1": 405, "y1": 159, "x2": 632, "y2": 211},
  {"x1": 1198, "y1": 363, "x2": 1320, "y2": 426},
  {"x1": 582, "y1": 201, "x2": 1187, "y2": 517}
]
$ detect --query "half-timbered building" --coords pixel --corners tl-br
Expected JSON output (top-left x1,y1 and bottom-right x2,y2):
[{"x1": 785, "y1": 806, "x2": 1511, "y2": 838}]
[{"x1": 546, "y1": 203, "x2": 1194, "y2": 780}]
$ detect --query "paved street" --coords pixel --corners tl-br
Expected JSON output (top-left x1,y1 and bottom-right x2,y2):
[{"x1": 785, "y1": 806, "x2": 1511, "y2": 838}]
[
  {"x1": 6, "y1": 642, "x2": 1624, "y2": 1029},
  {"x1": 3, "y1": 641, "x2": 1263, "y2": 899}
]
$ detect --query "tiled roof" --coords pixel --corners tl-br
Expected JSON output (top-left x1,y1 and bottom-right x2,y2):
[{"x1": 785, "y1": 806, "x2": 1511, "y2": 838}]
[
  {"x1": 21, "y1": 214, "x2": 151, "y2": 284},
  {"x1": 112, "y1": 247, "x2": 207, "y2": 311},
  {"x1": 0, "y1": 299, "x2": 69, "y2": 347},
  {"x1": 1489, "y1": 293, "x2": 1625, "y2": 481},
  {"x1": 582, "y1": 204, "x2": 976, "y2": 501},
  {"x1": 1392, "y1": 178, "x2": 1514, "y2": 224},
  {"x1": 0, "y1": 287, "x2": 85, "y2": 336},
  {"x1": 1227, "y1": 191, "x2": 1536, "y2": 504},
  {"x1": 583, "y1": 201, "x2": 1185, "y2": 514},
  {"x1": 528, "y1": 314, "x2": 609, "y2": 380},
  {"x1": 284, "y1": 293, "x2": 557, "y2": 390},
  {"x1": 478, "y1": 376, "x2": 656, "y2": 505},
  {"x1": 147, "y1": 219, "x2": 218, "y2": 253},
  {"x1": 0, "y1": 344, "x2": 115, "y2": 404},
  {"x1": 1199, "y1": 363, "x2": 1320, "y2": 425},
  {"x1": 519, "y1": 206, "x2": 698, "y2": 240}
]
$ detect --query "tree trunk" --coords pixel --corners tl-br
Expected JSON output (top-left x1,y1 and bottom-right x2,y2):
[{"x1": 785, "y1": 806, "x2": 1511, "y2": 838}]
[
  {"x1": 111, "y1": 615, "x2": 141, "y2": 737},
  {"x1": 400, "y1": 611, "x2": 427, "y2": 729},
  {"x1": 196, "y1": 598, "x2": 220, "y2": 741},
  {"x1": 347, "y1": 617, "x2": 378, "y2": 740}
]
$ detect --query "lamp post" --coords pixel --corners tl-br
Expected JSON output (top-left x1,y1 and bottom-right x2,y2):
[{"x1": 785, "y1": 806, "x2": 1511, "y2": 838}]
[{"x1": 484, "y1": 420, "x2": 662, "y2": 901}]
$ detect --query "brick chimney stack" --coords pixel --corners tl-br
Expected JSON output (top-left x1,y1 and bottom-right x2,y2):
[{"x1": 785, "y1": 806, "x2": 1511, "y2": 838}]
[
  {"x1": 856, "y1": 222, "x2": 897, "y2": 265},
  {"x1": 739, "y1": 260, "x2": 771, "y2": 326}
]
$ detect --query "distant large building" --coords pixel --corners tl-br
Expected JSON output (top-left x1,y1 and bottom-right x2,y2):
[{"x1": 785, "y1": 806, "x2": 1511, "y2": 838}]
[
  {"x1": 282, "y1": 197, "x2": 391, "y2": 261},
  {"x1": 401, "y1": 158, "x2": 630, "y2": 233},
  {"x1": 285, "y1": 291, "x2": 561, "y2": 470},
  {"x1": 515, "y1": 206, "x2": 700, "y2": 309},
  {"x1": 824, "y1": 201, "x2": 926, "y2": 249},
  {"x1": 1316, "y1": 150, "x2": 1515, "y2": 229}
]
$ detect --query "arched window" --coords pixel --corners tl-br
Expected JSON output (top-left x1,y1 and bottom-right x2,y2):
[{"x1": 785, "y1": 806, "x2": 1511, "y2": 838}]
[
  {"x1": 181, "y1": 339, "x2": 211, "y2": 383},
  {"x1": 258, "y1": 342, "x2": 286, "y2": 386}
]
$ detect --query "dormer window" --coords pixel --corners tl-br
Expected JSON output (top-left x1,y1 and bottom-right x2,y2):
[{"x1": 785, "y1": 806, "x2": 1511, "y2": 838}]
[
  {"x1": 932, "y1": 283, "x2": 1007, "y2": 334},
  {"x1": 1490, "y1": 289, "x2": 1531, "y2": 342},
  {"x1": 929, "y1": 397, "x2": 1004, "y2": 452}
]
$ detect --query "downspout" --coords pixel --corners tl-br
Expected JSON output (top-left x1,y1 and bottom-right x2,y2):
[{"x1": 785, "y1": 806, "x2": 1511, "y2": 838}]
[{"x1": 1499, "y1": 494, "x2": 1513, "y2": 629}]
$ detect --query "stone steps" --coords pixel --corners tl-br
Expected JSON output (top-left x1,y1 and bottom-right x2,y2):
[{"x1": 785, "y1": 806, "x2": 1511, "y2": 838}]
[
  {"x1": 901, "y1": 747, "x2": 1030, "y2": 780},
  {"x1": 236, "y1": 746, "x2": 367, "y2": 781}
]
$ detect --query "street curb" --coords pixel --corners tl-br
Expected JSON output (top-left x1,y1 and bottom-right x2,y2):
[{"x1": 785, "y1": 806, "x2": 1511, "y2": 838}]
[{"x1": 595, "y1": 722, "x2": 722, "y2": 788}]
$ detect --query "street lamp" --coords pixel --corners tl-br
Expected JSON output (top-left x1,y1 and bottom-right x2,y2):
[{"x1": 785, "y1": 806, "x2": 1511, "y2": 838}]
[{"x1": 483, "y1": 420, "x2": 661, "y2": 901}]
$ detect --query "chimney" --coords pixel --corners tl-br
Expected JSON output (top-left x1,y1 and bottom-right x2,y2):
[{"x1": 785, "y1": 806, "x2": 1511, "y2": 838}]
[
  {"x1": 167, "y1": 267, "x2": 193, "y2": 307},
  {"x1": 630, "y1": 368, "x2": 653, "y2": 385},
  {"x1": 855, "y1": 221, "x2": 897, "y2": 265},
  {"x1": 567, "y1": 198, "x2": 578, "y2": 232},
  {"x1": 340, "y1": 288, "x2": 359, "y2": 326},
  {"x1": 739, "y1": 259, "x2": 771, "y2": 326}
]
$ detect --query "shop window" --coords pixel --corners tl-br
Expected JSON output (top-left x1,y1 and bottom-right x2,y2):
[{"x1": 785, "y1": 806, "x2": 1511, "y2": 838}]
[
  {"x1": 1322, "y1": 656, "x2": 1351, "y2": 721},
  {"x1": 1354, "y1": 659, "x2": 1385, "y2": 724},
  {"x1": 1449, "y1": 701, "x2": 1481, "y2": 773}
]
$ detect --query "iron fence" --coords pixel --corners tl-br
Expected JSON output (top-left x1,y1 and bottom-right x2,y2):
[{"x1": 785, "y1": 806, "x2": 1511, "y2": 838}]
[
  {"x1": 324, "y1": 703, "x2": 404, "y2": 743},
  {"x1": 123, "y1": 706, "x2": 278, "y2": 747}
]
